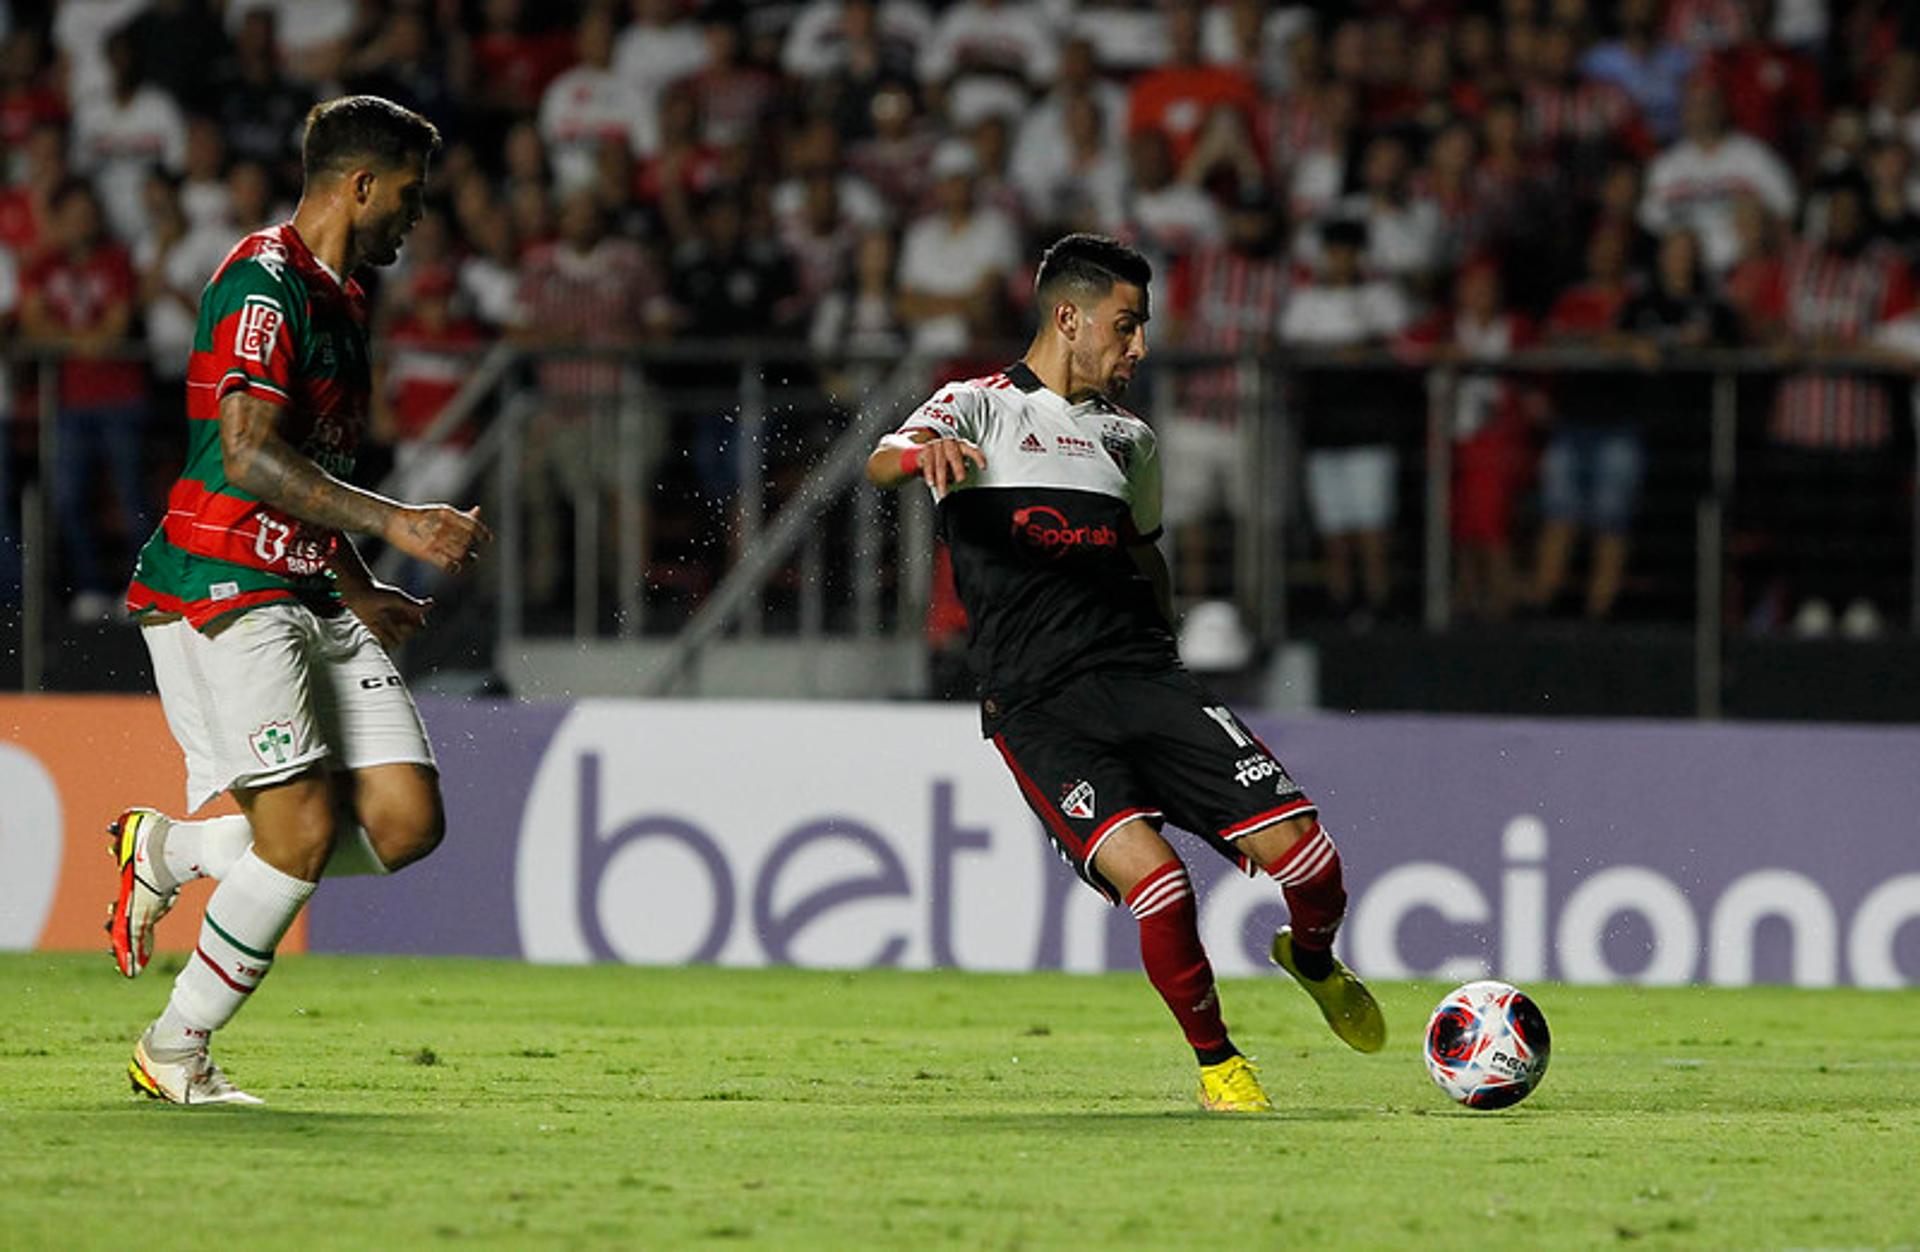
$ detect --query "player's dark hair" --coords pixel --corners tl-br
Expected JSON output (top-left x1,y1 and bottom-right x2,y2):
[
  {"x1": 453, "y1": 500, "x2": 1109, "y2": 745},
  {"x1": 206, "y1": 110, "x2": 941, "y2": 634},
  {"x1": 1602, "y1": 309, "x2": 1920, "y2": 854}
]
[
  {"x1": 1034, "y1": 234, "x2": 1153, "y2": 314},
  {"x1": 301, "y1": 95, "x2": 442, "y2": 183}
]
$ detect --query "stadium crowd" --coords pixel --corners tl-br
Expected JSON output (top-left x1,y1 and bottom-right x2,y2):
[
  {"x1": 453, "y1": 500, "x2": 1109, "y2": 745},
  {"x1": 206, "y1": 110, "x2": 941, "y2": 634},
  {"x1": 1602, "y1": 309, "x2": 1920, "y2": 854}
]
[{"x1": 2, "y1": 0, "x2": 1919, "y2": 638}]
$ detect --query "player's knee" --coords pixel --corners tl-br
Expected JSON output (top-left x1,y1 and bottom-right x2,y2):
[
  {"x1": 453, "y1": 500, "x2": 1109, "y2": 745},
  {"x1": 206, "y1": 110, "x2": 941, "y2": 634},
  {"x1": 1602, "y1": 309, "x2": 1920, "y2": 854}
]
[
  {"x1": 1239, "y1": 814, "x2": 1319, "y2": 867},
  {"x1": 245, "y1": 774, "x2": 341, "y2": 879},
  {"x1": 364, "y1": 791, "x2": 445, "y2": 872},
  {"x1": 284, "y1": 807, "x2": 340, "y2": 870}
]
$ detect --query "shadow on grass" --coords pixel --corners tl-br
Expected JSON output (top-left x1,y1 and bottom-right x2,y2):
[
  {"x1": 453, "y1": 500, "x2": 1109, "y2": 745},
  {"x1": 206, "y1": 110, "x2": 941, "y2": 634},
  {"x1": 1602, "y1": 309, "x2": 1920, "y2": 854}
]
[
  {"x1": 42, "y1": 1107, "x2": 426, "y2": 1140},
  {"x1": 931, "y1": 1107, "x2": 1379, "y2": 1132}
]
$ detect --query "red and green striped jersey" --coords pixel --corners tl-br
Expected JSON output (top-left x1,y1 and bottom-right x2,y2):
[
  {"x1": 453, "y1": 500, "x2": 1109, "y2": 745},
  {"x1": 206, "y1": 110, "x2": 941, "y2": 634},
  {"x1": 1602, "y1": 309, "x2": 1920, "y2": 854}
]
[{"x1": 127, "y1": 223, "x2": 372, "y2": 628}]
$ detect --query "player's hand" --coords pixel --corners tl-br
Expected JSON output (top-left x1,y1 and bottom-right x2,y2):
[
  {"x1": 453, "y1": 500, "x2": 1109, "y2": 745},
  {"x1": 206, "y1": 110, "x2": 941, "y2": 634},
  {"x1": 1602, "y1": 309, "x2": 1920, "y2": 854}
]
[
  {"x1": 341, "y1": 580, "x2": 432, "y2": 649},
  {"x1": 910, "y1": 438, "x2": 987, "y2": 493},
  {"x1": 386, "y1": 504, "x2": 492, "y2": 575}
]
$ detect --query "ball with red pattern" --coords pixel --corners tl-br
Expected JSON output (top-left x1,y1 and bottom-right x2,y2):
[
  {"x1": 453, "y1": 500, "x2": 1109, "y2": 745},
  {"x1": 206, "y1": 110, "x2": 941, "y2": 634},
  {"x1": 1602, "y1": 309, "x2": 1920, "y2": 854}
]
[{"x1": 1424, "y1": 979, "x2": 1551, "y2": 1110}]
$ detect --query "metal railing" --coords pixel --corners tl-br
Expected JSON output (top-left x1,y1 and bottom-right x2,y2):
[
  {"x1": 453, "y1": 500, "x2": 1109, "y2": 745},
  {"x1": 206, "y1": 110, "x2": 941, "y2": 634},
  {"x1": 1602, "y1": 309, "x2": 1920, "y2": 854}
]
[{"x1": 5, "y1": 341, "x2": 1917, "y2": 713}]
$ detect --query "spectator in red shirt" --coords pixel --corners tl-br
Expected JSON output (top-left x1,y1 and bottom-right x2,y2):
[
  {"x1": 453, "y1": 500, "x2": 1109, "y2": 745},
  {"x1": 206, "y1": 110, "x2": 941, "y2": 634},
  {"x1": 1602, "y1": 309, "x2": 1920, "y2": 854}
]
[
  {"x1": 0, "y1": 28, "x2": 67, "y2": 160},
  {"x1": 1161, "y1": 191, "x2": 1292, "y2": 601},
  {"x1": 1527, "y1": 222, "x2": 1642, "y2": 619},
  {"x1": 18, "y1": 180, "x2": 150, "y2": 620},
  {"x1": 1722, "y1": 190, "x2": 1787, "y2": 339},
  {"x1": 511, "y1": 189, "x2": 676, "y2": 612},
  {"x1": 678, "y1": 12, "x2": 778, "y2": 149},
  {"x1": 1404, "y1": 258, "x2": 1541, "y2": 620},
  {"x1": 1705, "y1": 0, "x2": 1822, "y2": 165},
  {"x1": 1127, "y1": 0, "x2": 1260, "y2": 170},
  {"x1": 470, "y1": 0, "x2": 575, "y2": 122},
  {"x1": 374, "y1": 265, "x2": 491, "y2": 591},
  {"x1": 1749, "y1": 177, "x2": 1916, "y2": 636},
  {"x1": 1523, "y1": 21, "x2": 1654, "y2": 194},
  {"x1": 0, "y1": 120, "x2": 69, "y2": 263},
  {"x1": 1358, "y1": 14, "x2": 1420, "y2": 127}
]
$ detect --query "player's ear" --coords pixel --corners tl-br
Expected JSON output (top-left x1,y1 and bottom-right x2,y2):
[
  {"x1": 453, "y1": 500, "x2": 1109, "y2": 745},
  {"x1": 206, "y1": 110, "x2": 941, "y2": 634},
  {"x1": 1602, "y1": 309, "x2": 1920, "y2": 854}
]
[
  {"x1": 353, "y1": 169, "x2": 377, "y2": 206},
  {"x1": 1053, "y1": 299, "x2": 1079, "y2": 341}
]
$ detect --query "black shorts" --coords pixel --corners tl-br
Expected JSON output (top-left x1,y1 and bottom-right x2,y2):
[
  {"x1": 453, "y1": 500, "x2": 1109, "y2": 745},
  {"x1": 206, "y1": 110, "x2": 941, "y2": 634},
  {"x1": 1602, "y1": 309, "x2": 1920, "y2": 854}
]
[{"x1": 989, "y1": 667, "x2": 1317, "y2": 901}]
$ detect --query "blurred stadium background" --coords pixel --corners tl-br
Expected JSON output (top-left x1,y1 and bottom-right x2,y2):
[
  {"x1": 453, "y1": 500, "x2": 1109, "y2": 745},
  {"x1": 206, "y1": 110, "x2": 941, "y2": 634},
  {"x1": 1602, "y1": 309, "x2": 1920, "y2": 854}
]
[{"x1": 4, "y1": 0, "x2": 1919, "y2": 989}]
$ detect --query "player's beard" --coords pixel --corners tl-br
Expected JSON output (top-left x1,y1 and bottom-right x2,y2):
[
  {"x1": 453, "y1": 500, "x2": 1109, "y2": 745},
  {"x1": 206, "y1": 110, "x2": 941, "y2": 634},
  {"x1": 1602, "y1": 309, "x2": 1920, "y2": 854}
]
[
  {"x1": 1075, "y1": 341, "x2": 1132, "y2": 399},
  {"x1": 367, "y1": 209, "x2": 412, "y2": 267}
]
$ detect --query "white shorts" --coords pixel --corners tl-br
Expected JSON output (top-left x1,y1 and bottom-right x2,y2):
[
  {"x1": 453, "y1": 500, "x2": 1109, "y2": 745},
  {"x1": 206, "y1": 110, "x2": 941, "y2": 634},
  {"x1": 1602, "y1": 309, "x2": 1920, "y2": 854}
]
[
  {"x1": 144, "y1": 601, "x2": 437, "y2": 812},
  {"x1": 1159, "y1": 416, "x2": 1250, "y2": 528},
  {"x1": 1306, "y1": 445, "x2": 1397, "y2": 534}
]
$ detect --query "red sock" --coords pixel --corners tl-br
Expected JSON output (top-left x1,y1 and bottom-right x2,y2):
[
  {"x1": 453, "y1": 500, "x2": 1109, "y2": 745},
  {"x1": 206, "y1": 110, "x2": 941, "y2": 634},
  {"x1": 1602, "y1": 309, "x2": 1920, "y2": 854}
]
[
  {"x1": 1261, "y1": 821, "x2": 1347, "y2": 952},
  {"x1": 1126, "y1": 861, "x2": 1229, "y2": 1054}
]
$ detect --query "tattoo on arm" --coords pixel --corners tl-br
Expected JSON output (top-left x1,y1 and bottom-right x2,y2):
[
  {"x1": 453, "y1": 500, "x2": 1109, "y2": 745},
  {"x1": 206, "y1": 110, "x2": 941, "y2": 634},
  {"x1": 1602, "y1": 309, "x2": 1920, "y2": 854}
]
[{"x1": 219, "y1": 390, "x2": 397, "y2": 538}]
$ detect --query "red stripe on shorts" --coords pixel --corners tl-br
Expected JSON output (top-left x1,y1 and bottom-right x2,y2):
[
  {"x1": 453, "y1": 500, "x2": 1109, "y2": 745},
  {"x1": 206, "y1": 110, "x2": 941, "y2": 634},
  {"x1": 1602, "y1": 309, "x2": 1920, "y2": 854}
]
[{"x1": 992, "y1": 733, "x2": 1084, "y2": 857}]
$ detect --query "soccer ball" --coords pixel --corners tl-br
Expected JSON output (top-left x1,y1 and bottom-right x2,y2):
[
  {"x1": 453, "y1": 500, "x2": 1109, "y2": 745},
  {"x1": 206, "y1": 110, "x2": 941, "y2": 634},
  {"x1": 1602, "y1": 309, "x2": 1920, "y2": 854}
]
[{"x1": 1423, "y1": 980, "x2": 1551, "y2": 1109}]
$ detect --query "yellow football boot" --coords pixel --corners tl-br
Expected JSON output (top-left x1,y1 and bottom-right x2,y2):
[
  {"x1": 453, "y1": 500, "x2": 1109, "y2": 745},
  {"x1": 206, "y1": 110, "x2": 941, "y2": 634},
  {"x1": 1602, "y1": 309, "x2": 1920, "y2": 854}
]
[
  {"x1": 1270, "y1": 926, "x2": 1387, "y2": 1054},
  {"x1": 1197, "y1": 1054, "x2": 1273, "y2": 1113}
]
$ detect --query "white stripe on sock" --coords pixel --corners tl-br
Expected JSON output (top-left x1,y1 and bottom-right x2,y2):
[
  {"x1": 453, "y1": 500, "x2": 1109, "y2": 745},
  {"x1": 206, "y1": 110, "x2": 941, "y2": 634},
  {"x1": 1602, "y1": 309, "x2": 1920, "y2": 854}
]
[
  {"x1": 1128, "y1": 869, "x2": 1193, "y2": 919},
  {"x1": 161, "y1": 849, "x2": 314, "y2": 1037},
  {"x1": 1270, "y1": 831, "x2": 1335, "y2": 887},
  {"x1": 1131, "y1": 888, "x2": 1192, "y2": 920}
]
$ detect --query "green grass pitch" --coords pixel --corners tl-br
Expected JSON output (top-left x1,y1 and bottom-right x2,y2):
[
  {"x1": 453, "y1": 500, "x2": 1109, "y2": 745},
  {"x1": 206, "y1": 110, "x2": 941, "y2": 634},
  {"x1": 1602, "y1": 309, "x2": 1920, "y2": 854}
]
[{"x1": 3, "y1": 954, "x2": 1917, "y2": 1250}]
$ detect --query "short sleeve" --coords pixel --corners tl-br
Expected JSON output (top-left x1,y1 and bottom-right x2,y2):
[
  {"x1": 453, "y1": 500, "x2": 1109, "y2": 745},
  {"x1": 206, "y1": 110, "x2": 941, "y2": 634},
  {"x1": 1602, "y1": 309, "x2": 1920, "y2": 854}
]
[
  {"x1": 897, "y1": 383, "x2": 982, "y2": 443},
  {"x1": 1127, "y1": 423, "x2": 1163, "y2": 543},
  {"x1": 204, "y1": 250, "x2": 304, "y2": 407}
]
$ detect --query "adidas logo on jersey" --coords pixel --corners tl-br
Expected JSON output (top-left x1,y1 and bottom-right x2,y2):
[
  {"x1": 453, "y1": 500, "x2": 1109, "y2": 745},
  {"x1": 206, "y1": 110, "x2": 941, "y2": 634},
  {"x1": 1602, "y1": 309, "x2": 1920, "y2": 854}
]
[{"x1": 1019, "y1": 432, "x2": 1046, "y2": 453}]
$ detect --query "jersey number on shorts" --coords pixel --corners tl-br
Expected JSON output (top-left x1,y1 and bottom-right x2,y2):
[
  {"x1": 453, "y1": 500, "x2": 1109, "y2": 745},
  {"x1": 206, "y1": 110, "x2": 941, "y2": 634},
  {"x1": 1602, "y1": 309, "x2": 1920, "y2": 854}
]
[{"x1": 1203, "y1": 705, "x2": 1253, "y2": 748}]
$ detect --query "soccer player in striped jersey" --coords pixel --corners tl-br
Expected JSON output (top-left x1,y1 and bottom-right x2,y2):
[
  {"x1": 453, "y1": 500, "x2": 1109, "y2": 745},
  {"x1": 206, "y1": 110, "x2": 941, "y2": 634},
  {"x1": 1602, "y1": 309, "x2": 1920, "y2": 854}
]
[
  {"x1": 105, "y1": 96, "x2": 491, "y2": 1104},
  {"x1": 868, "y1": 234, "x2": 1384, "y2": 1114}
]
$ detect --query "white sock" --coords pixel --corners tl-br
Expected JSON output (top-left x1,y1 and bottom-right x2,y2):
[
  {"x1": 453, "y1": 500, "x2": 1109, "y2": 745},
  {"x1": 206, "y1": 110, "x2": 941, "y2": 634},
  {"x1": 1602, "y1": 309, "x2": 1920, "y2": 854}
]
[
  {"x1": 157, "y1": 815, "x2": 391, "y2": 884},
  {"x1": 157, "y1": 814, "x2": 253, "y2": 886},
  {"x1": 148, "y1": 849, "x2": 314, "y2": 1056}
]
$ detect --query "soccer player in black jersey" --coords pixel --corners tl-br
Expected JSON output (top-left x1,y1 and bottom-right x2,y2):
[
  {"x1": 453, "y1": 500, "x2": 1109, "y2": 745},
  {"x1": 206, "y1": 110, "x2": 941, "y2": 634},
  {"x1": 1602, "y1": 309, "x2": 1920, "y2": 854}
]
[{"x1": 868, "y1": 234, "x2": 1384, "y2": 1112}]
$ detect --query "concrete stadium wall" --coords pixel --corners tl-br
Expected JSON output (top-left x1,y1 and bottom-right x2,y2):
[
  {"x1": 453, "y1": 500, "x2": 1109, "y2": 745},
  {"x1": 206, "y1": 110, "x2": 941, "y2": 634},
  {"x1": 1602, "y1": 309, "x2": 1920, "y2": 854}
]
[{"x1": 5, "y1": 696, "x2": 1917, "y2": 988}]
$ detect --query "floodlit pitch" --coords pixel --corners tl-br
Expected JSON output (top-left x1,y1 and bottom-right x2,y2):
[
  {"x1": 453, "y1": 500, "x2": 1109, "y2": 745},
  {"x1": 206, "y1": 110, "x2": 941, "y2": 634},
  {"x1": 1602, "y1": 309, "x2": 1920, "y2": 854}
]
[{"x1": 4, "y1": 955, "x2": 1917, "y2": 1249}]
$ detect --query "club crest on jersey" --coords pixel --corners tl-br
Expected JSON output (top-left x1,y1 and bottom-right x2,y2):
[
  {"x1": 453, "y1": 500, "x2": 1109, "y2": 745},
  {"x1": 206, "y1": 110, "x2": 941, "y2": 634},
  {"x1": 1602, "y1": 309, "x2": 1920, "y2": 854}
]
[
  {"x1": 1019, "y1": 432, "x2": 1046, "y2": 453},
  {"x1": 235, "y1": 294, "x2": 283, "y2": 364},
  {"x1": 1101, "y1": 429, "x2": 1134, "y2": 471},
  {"x1": 1060, "y1": 780, "x2": 1096, "y2": 820},
  {"x1": 249, "y1": 719, "x2": 297, "y2": 767}
]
